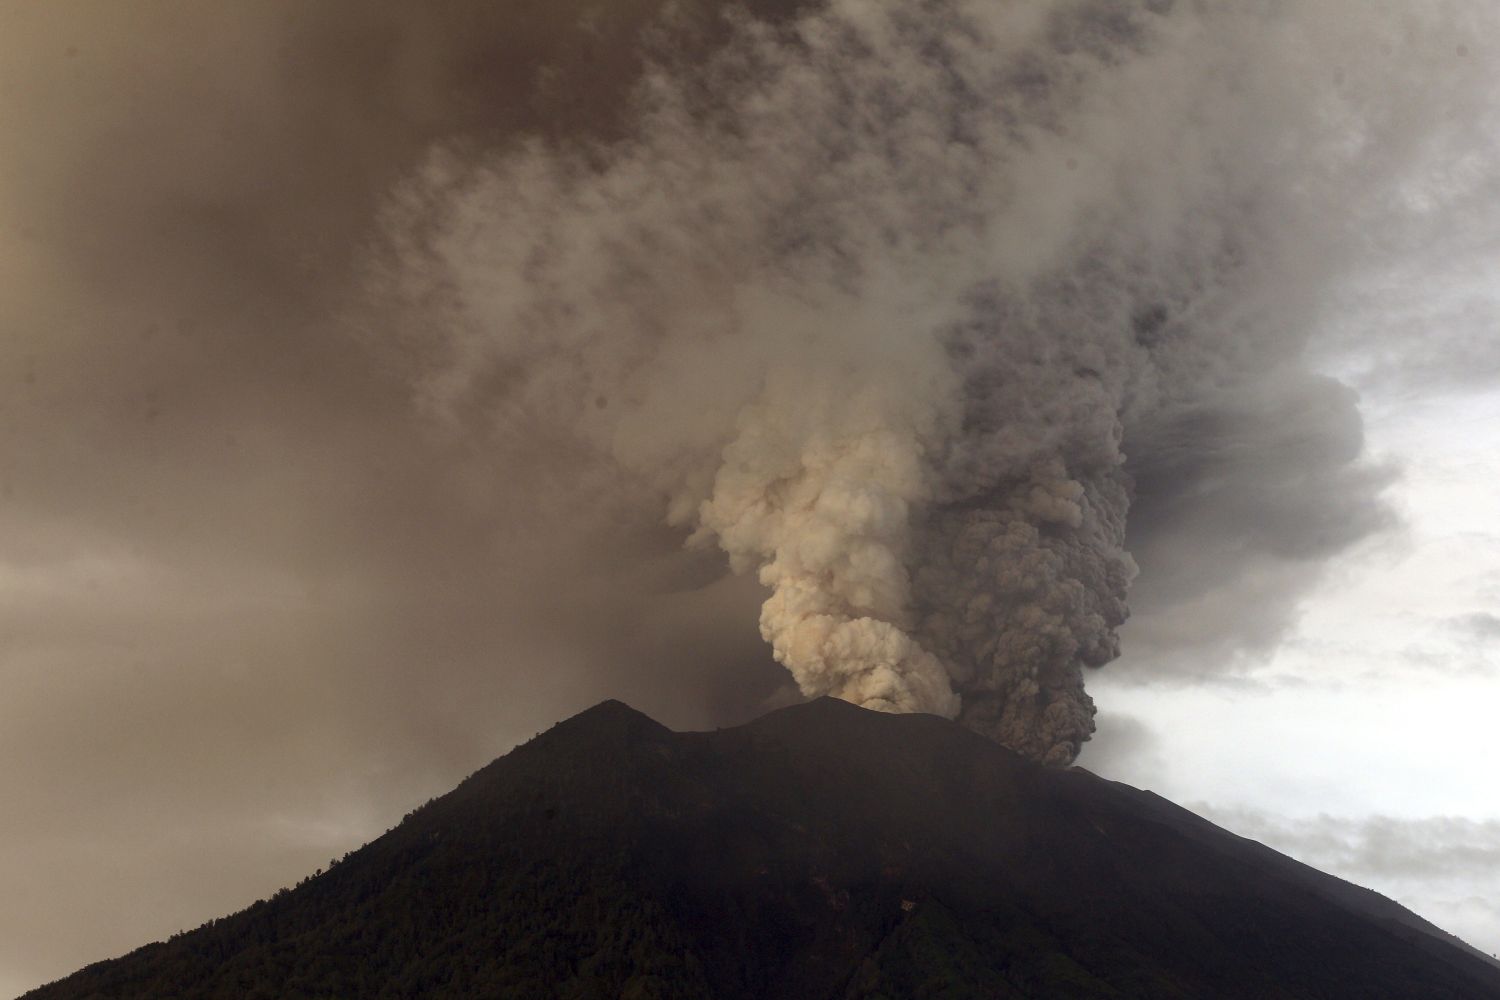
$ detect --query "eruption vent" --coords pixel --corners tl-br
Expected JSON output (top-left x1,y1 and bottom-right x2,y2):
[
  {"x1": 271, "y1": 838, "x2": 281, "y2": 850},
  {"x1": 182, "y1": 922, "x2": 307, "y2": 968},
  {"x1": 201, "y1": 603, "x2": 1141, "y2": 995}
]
[{"x1": 380, "y1": 0, "x2": 1490, "y2": 763}]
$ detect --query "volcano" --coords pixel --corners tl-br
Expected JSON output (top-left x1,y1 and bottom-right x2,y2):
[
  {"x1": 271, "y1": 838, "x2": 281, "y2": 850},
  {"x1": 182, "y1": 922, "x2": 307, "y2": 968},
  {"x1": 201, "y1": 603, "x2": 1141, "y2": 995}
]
[{"x1": 24, "y1": 699, "x2": 1500, "y2": 999}]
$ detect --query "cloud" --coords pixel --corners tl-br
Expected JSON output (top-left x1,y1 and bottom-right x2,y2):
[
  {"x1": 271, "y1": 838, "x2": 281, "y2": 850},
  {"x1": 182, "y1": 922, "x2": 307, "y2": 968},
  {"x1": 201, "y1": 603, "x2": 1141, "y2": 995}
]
[
  {"x1": 1451, "y1": 613, "x2": 1500, "y2": 642},
  {"x1": 1117, "y1": 376, "x2": 1399, "y2": 677},
  {"x1": 1073, "y1": 711, "x2": 1164, "y2": 780},
  {"x1": 1223, "y1": 812, "x2": 1500, "y2": 882},
  {"x1": 1197, "y1": 807, "x2": 1500, "y2": 955}
]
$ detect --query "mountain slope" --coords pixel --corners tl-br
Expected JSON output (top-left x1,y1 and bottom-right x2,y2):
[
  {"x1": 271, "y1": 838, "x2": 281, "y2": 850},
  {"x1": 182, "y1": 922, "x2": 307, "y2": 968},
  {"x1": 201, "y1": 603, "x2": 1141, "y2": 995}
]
[{"x1": 25, "y1": 698, "x2": 1500, "y2": 999}]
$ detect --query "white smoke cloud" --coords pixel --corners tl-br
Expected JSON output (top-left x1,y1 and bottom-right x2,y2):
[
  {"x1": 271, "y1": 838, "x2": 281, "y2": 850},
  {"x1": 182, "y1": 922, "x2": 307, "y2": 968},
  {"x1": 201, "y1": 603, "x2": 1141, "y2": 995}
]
[{"x1": 376, "y1": 0, "x2": 1500, "y2": 763}]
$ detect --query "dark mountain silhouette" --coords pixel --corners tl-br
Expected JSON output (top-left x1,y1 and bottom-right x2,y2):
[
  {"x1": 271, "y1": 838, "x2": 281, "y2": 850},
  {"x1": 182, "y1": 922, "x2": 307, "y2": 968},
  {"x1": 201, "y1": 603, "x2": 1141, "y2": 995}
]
[{"x1": 24, "y1": 698, "x2": 1500, "y2": 999}]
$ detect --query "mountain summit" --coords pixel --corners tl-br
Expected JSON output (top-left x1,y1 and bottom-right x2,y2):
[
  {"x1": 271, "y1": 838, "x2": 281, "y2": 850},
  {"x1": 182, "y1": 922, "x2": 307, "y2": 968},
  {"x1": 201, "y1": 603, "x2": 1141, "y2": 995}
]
[{"x1": 26, "y1": 699, "x2": 1500, "y2": 999}]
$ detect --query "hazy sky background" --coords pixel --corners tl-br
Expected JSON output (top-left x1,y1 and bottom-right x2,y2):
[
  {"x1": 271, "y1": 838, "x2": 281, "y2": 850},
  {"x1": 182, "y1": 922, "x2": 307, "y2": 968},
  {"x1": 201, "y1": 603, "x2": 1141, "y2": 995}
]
[{"x1": 3, "y1": 1, "x2": 1499, "y2": 995}]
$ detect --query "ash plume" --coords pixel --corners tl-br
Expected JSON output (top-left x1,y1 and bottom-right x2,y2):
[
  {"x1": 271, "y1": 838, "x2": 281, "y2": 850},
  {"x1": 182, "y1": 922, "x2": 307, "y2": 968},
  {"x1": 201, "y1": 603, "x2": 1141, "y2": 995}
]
[{"x1": 378, "y1": 0, "x2": 1499, "y2": 764}]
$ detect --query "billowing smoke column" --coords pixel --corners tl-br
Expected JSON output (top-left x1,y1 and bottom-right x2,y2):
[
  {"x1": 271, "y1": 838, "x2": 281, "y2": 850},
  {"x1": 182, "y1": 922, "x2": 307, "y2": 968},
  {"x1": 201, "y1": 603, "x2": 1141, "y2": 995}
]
[{"x1": 380, "y1": 0, "x2": 1493, "y2": 764}]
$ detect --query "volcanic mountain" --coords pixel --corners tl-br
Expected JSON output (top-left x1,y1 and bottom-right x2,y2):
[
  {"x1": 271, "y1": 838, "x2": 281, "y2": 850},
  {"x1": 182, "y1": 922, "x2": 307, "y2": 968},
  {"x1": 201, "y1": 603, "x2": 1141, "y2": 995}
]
[{"x1": 25, "y1": 699, "x2": 1500, "y2": 999}]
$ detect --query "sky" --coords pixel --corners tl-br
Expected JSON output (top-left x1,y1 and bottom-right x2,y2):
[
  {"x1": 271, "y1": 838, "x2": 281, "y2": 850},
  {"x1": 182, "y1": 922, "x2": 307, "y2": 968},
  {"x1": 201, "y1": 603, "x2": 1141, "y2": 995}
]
[{"x1": 3, "y1": 1, "x2": 1499, "y2": 995}]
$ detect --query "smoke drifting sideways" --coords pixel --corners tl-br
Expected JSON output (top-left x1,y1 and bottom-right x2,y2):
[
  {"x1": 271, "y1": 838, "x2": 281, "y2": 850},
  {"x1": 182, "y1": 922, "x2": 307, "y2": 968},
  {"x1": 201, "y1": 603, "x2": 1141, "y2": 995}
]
[{"x1": 376, "y1": 0, "x2": 1500, "y2": 764}]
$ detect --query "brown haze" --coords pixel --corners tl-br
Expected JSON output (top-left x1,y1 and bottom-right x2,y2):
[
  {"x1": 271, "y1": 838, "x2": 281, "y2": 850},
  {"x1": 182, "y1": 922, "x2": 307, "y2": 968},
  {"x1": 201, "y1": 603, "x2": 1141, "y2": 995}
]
[
  {"x1": 1, "y1": 4, "x2": 792, "y2": 990},
  {"x1": 3, "y1": 1, "x2": 1497, "y2": 994}
]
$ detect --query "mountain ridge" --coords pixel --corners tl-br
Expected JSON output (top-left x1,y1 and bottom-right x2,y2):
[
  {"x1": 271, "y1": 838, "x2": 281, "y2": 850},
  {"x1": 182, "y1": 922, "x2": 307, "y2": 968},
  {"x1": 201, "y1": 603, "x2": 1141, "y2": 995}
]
[{"x1": 23, "y1": 697, "x2": 1500, "y2": 999}]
